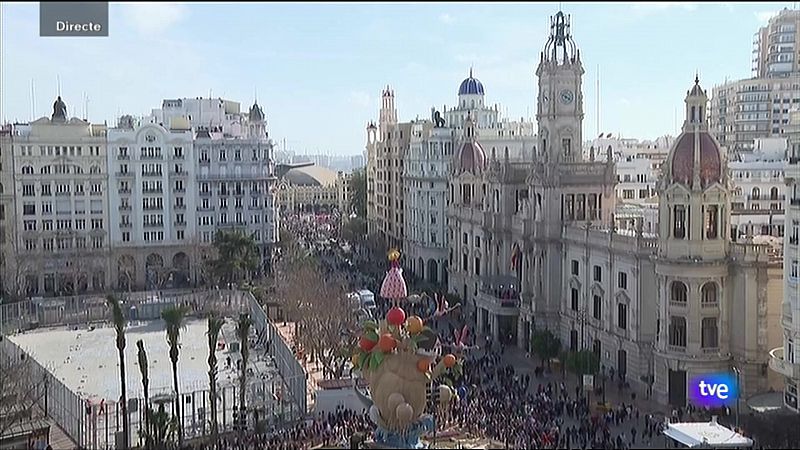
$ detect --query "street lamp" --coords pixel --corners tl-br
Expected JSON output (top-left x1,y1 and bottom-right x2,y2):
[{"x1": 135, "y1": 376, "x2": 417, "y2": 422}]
[
  {"x1": 732, "y1": 366, "x2": 741, "y2": 428},
  {"x1": 576, "y1": 307, "x2": 588, "y2": 403}
]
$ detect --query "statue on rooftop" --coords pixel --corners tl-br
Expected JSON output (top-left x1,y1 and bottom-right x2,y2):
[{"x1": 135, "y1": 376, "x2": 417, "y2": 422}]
[{"x1": 52, "y1": 96, "x2": 67, "y2": 121}]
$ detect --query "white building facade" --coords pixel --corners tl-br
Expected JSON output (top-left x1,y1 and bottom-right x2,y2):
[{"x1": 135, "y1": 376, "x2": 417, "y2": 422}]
[
  {"x1": 107, "y1": 118, "x2": 197, "y2": 290},
  {"x1": 404, "y1": 73, "x2": 536, "y2": 285},
  {"x1": 11, "y1": 97, "x2": 111, "y2": 295},
  {"x1": 772, "y1": 109, "x2": 800, "y2": 412}
]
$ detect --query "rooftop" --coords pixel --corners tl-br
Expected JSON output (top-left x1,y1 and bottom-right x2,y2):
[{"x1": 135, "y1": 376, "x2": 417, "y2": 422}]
[{"x1": 664, "y1": 418, "x2": 753, "y2": 448}]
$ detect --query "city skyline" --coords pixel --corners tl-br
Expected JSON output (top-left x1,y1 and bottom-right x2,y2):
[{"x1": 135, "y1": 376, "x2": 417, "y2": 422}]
[{"x1": 0, "y1": 2, "x2": 795, "y2": 156}]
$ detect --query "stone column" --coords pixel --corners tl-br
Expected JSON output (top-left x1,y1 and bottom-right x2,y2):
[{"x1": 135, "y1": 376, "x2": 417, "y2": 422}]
[
  {"x1": 477, "y1": 306, "x2": 485, "y2": 336},
  {"x1": 521, "y1": 250, "x2": 530, "y2": 293},
  {"x1": 491, "y1": 313, "x2": 500, "y2": 344}
]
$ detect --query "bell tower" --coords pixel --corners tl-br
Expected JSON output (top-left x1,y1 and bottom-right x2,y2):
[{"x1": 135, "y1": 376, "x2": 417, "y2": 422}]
[{"x1": 535, "y1": 11, "x2": 584, "y2": 164}]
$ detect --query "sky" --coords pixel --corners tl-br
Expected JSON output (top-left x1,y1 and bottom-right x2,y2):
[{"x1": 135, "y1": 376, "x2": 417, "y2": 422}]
[{"x1": 0, "y1": 2, "x2": 795, "y2": 156}]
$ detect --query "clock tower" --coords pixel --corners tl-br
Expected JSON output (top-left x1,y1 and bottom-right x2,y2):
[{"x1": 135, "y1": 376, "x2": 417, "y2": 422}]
[{"x1": 535, "y1": 11, "x2": 584, "y2": 164}]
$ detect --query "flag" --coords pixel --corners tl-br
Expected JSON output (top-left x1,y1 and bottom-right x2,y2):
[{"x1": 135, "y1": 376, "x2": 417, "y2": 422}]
[{"x1": 510, "y1": 243, "x2": 521, "y2": 270}]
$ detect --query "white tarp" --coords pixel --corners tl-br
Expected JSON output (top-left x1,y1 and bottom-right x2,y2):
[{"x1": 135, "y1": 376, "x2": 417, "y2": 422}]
[{"x1": 664, "y1": 419, "x2": 754, "y2": 448}]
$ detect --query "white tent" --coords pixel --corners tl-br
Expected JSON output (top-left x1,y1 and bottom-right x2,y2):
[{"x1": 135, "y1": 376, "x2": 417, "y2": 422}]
[{"x1": 663, "y1": 417, "x2": 754, "y2": 448}]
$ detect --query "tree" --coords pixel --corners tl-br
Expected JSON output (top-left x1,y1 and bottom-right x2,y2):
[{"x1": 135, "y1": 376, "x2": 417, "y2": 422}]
[
  {"x1": 161, "y1": 305, "x2": 189, "y2": 447},
  {"x1": 136, "y1": 339, "x2": 151, "y2": 450},
  {"x1": 205, "y1": 313, "x2": 224, "y2": 444},
  {"x1": 340, "y1": 217, "x2": 367, "y2": 244},
  {"x1": 348, "y1": 167, "x2": 367, "y2": 218},
  {"x1": 236, "y1": 313, "x2": 253, "y2": 436},
  {"x1": 139, "y1": 403, "x2": 177, "y2": 450},
  {"x1": 273, "y1": 253, "x2": 357, "y2": 380},
  {"x1": 106, "y1": 294, "x2": 129, "y2": 449},
  {"x1": 531, "y1": 329, "x2": 561, "y2": 368},
  {"x1": 208, "y1": 230, "x2": 260, "y2": 286},
  {"x1": 0, "y1": 345, "x2": 47, "y2": 438},
  {"x1": 564, "y1": 350, "x2": 600, "y2": 376}
]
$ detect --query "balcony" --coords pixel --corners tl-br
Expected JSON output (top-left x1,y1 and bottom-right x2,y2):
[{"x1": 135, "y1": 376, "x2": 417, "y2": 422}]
[
  {"x1": 117, "y1": 154, "x2": 130, "y2": 160},
  {"x1": 119, "y1": 222, "x2": 132, "y2": 229},
  {"x1": 174, "y1": 188, "x2": 186, "y2": 193},
  {"x1": 769, "y1": 347, "x2": 800, "y2": 379},
  {"x1": 140, "y1": 154, "x2": 163, "y2": 160},
  {"x1": 476, "y1": 275, "x2": 521, "y2": 312},
  {"x1": 118, "y1": 188, "x2": 131, "y2": 194},
  {"x1": 174, "y1": 221, "x2": 186, "y2": 227},
  {"x1": 199, "y1": 190, "x2": 212, "y2": 197},
  {"x1": 197, "y1": 173, "x2": 269, "y2": 181},
  {"x1": 701, "y1": 301, "x2": 719, "y2": 309},
  {"x1": 142, "y1": 188, "x2": 163, "y2": 194},
  {"x1": 668, "y1": 345, "x2": 686, "y2": 353},
  {"x1": 90, "y1": 191, "x2": 103, "y2": 197},
  {"x1": 143, "y1": 222, "x2": 164, "y2": 228},
  {"x1": 142, "y1": 172, "x2": 163, "y2": 177},
  {"x1": 790, "y1": 157, "x2": 800, "y2": 165},
  {"x1": 143, "y1": 205, "x2": 163, "y2": 211},
  {"x1": 199, "y1": 159, "x2": 211, "y2": 165},
  {"x1": 116, "y1": 171, "x2": 134, "y2": 178},
  {"x1": 174, "y1": 204, "x2": 186, "y2": 210},
  {"x1": 119, "y1": 205, "x2": 131, "y2": 211},
  {"x1": 171, "y1": 171, "x2": 187, "y2": 177}
]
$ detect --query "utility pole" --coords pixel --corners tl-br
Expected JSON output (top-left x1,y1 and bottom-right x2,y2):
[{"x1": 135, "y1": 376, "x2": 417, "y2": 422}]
[{"x1": 732, "y1": 366, "x2": 741, "y2": 428}]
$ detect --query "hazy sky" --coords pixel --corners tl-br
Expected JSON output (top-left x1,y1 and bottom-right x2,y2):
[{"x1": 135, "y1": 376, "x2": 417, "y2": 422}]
[{"x1": 0, "y1": 2, "x2": 793, "y2": 156}]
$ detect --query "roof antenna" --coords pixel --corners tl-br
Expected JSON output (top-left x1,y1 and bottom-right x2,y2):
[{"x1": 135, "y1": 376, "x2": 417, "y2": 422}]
[{"x1": 57, "y1": 75, "x2": 61, "y2": 98}]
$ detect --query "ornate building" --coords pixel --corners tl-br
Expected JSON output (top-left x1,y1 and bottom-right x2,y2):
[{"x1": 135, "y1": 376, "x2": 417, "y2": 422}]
[
  {"x1": 10, "y1": 97, "x2": 111, "y2": 295},
  {"x1": 404, "y1": 71, "x2": 535, "y2": 285},
  {"x1": 447, "y1": 10, "x2": 785, "y2": 406}
]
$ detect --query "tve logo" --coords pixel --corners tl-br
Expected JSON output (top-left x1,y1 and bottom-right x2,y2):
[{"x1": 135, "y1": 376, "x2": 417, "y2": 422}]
[{"x1": 689, "y1": 373, "x2": 738, "y2": 408}]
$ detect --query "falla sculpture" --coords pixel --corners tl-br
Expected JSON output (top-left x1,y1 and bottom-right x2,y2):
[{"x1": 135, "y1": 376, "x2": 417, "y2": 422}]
[{"x1": 352, "y1": 250, "x2": 462, "y2": 448}]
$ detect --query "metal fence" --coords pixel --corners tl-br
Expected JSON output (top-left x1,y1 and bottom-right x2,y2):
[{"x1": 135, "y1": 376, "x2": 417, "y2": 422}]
[{"x1": 0, "y1": 289, "x2": 309, "y2": 449}]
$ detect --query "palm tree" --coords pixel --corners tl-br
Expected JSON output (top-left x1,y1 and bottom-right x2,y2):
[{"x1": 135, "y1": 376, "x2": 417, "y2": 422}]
[
  {"x1": 161, "y1": 305, "x2": 189, "y2": 447},
  {"x1": 106, "y1": 294, "x2": 129, "y2": 449},
  {"x1": 206, "y1": 313, "x2": 225, "y2": 444},
  {"x1": 210, "y1": 230, "x2": 260, "y2": 285},
  {"x1": 236, "y1": 313, "x2": 253, "y2": 437},
  {"x1": 136, "y1": 340, "x2": 150, "y2": 449}
]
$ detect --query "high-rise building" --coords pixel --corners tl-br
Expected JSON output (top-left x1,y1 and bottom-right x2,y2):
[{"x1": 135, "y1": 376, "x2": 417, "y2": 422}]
[
  {"x1": 710, "y1": 9, "x2": 800, "y2": 154},
  {"x1": 752, "y1": 8, "x2": 800, "y2": 79},
  {"x1": 366, "y1": 87, "x2": 411, "y2": 250},
  {"x1": 11, "y1": 97, "x2": 111, "y2": 296}
]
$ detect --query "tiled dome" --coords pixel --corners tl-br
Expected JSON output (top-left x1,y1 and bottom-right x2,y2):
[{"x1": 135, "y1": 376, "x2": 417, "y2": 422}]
[
  {"x1": 458, "y1": 141, "x2": 486, "y2": 173},
  {"x1": 458, "y1": 69, "x2": 485, "y2": 96},
  {"x1": 670, "y1": 132, "x2": 722, "y2": 187}
]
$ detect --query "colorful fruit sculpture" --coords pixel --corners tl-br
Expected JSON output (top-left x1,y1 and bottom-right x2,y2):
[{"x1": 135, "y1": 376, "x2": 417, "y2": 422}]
[
  {"x1": 386, "y1": 307, "x2": 406, "y2": 327},
  {"x1": 351, "y1": 307, "x2": 464, "y2": 448},
  {"x1": 405, "y1": 316, "x2": 423, "y2": 334}
]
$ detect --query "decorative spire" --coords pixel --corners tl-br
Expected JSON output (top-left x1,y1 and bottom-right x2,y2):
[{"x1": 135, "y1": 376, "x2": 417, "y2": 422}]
[{"x1": 469, "y1": 66, "x2": 473, "y2": 78}]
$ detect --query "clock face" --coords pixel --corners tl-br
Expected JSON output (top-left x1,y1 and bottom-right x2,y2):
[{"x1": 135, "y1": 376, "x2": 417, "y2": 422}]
[{"x1": 559, "y1": 89, "x2": 574, "y2": 104}]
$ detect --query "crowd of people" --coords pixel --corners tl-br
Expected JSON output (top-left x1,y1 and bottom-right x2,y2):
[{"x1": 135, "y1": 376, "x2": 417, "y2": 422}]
[{"x1": 184, "y1": 408, "x2": 373, "y2": 450}]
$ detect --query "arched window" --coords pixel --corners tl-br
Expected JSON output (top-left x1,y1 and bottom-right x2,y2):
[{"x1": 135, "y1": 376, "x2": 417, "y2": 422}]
[
  {"x1": 751, "y1": 187, "x2": 760, "y2": 200},
  {"x1": 471, "y1": 100, "x2": 475, "y2": 108},
  {"x1": 705, "y1": 205, "x2": 719, "y2": 239},
  {"x1": 770, "y1": 187, "x2": 779, "y2": 200},
  {"x1": 22, "y1": 165, "x2": 34, "y2": 175},
  {"x1": 691, "y1": 106, "x2": 696, "y2": 123},
  {"x1": 670, "y1": 281, "x2": 687, "y2": 303},
  {"x1": 673, "y1": 205, "x2": 687, "y2": 239},
  {"x1": 701, "y1": 282, "x2": 717, "y2": 304}
]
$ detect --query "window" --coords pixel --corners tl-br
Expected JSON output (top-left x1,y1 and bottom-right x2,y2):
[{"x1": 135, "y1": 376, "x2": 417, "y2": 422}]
[
  {"x1": 705, "y1": 205, "x2": 718, "y2": 239},
  {"x1": 571, "y1": 288, "x2": 579, "y2": 311},
  {"x1": 701, "y1": 318, "x2": 718, "y2": 349},
  {"x1": 673, "y1": 205, "x2": 686, "y2": 239},
  {"x1": 42, "y1": 220, "x2": 53, "y2": 231},
  {"x1": 23, "y1": 204, "x2": 35, "y2": 215},
  {"x1": 562, "y1": 138, "x2": 571, "y2": 157},
  {"x1": 751, "y1": 187, "x2": 760, "y2": 200},
  {"x1": 792, "y1": 260, "x2": 798, "y2": 279},
  {"x1": 571, "y1": 260, "x2": 579, "y2": 276},
  {"x1": 618, "y1": 303, "x2": 627, "y2": 330},
  {"x1": 593, "y1": 265, "x2": 602, "y2": 282},
  {"x1": 41, "y1": 184, "x2": 51, "y2": 196},
  {"x1": 462, "y1": 254, "x2": 468, "y2": 272},
  {"x1": 22, "y1": 184, "x2": 35, "y2": 196},
  {"x1": 669, "y1": 316, "x2": 687, "y2": 347},
  {"x1": 474, "y1": 257, "x2": 481, "y2": 276},
  {"x1": 593, "y1": 295, "x2": 602, "y2": 320},
  {"x1": 701, "y1": 283, "x2": 717, "y2": 304},
  {"x1": 671, "y1": 281, "x2": 688, "y2": 303},
  {"x1": 618, "y1": 272, "x2": 627, "y2": 290}
]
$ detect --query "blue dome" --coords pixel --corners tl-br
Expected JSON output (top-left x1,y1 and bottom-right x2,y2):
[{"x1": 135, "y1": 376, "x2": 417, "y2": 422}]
[{"x1": 458, "y1": 69, "x2": 485, "y2": 96}]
